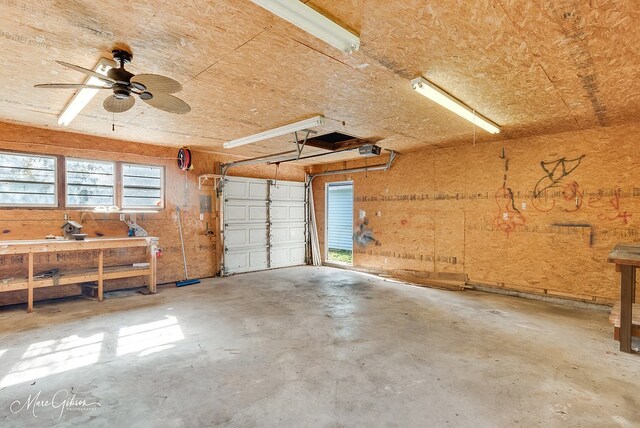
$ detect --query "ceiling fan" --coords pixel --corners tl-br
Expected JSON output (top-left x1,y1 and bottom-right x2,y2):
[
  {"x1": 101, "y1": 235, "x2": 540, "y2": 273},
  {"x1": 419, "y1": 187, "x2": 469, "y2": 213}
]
[{"x1": 35, "y1": 49, "x2": 191, "y2": 114}]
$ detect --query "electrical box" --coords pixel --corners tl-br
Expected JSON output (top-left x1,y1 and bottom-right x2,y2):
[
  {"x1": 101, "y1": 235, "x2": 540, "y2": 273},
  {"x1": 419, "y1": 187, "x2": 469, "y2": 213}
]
[{"x1": 358, "y1": 144, "x2": 381, "y2": 157}]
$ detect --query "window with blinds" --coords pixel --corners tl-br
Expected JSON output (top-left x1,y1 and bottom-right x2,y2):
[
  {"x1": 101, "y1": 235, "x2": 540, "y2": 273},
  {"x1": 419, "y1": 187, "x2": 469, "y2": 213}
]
[
  {"x1": 66, "y1": 158, "x2": 115, "y2": 207},
  {"x1": 0, "y1": 152, "x2": 57, "y2": 207},
  {"x1": 122, "y1": 164, "x2": 164, "y2": 208}
]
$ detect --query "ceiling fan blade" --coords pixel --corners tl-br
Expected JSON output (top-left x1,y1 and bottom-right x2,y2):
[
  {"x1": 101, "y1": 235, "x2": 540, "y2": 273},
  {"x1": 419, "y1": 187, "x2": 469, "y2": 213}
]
[
  {"x1": 103, "y1": 95, "x2": 135, "y2": 113},
  {"x1": 131, "y1": 74, "x2": 183, "y2": 93},
  {"x1": 34, "y1": 83, "x2": 110, "y2": 89},
  {"x1": 56, "y1": 60, "x2": 116, "y2": 84},
  {"x1": 143, "y1": 93, "x2": 191, "y2": 114}
]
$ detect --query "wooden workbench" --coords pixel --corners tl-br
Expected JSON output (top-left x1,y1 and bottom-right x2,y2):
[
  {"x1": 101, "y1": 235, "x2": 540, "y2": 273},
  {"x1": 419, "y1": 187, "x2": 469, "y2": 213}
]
[
  {"x1": 608, "y1": 243, "x2": 640, "y2": 353},
  {"x1": 0, "y1": 237, "x2": 159, "y2": 312}
]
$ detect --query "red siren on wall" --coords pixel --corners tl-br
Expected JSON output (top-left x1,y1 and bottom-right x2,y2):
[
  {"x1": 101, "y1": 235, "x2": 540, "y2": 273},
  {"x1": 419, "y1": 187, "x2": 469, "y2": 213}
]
[{"x1": 177, "y1": 147, "x2": 193, "y2": 171}]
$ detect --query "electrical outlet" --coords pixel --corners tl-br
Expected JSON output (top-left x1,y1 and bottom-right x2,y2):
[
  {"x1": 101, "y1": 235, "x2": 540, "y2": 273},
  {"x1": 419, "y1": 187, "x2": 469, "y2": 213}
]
[
  {"x1": 521, "y1": 202, "x2": 527, "y2": 210},
  {"x1": 63, "y1": 213, "x2": 68, "y2": 221},
  {"x1": 119, "y1": 214, "x2": 125, "y2": 221},
  {"x1": 503, "y1": 212, "x2": 509, "y2": 220},
  {"x1": 199, "y1": 213, "x2": 204, "y2": 221}
]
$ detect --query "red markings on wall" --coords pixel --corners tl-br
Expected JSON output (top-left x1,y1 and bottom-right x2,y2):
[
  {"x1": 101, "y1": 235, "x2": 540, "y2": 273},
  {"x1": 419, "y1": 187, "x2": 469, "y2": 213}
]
[
  {"x1": 592, "y1": 188, "x2": 633, "y2": 224},
  {"x1": 494, "y1": 186, "x2": 526, "y2": 235}
]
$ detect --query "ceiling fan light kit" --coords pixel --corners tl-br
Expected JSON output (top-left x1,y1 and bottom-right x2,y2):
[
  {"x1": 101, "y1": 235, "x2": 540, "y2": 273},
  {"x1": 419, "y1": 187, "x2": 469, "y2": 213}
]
[
  {"x1": 411, "y1": 76, "x2": 500, "y2": 134},
  {"x1": 36, "y1": 48, "x2": 191, "y2": 119},
  {"x1": 224, "y1": 115, "x2": 326, "y2": 149},
  {"x1": 250, "y1": 0, "x2": 360, "y2": 53}
]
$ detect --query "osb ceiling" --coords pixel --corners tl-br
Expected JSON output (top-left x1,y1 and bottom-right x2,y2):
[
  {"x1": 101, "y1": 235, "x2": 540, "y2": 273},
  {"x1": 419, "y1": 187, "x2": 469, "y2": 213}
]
[{"x1": 0, "y1": 0, "x2": 638, "y2": 165}]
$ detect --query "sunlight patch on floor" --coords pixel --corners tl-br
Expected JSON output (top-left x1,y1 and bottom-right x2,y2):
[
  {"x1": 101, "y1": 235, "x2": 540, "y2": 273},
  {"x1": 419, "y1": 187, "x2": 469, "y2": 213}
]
[
  {"x1": 117, "y1": 315, "x2": 184, "y2": 357},
  {"x1": 0, "y1": 333, "x2": 104, "y2": 388}
]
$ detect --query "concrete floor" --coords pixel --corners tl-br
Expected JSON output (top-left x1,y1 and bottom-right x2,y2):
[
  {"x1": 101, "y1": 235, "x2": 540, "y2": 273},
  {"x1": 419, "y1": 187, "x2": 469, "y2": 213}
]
[{"x1": 0, "y1": 266, "x2": 638, "y2": 427}]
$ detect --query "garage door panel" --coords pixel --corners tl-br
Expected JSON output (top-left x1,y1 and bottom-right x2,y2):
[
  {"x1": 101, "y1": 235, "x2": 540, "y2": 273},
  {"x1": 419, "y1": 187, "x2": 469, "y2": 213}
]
[
  {"x1": 249, "y1": 182, "x2": 268, "y2": 199},
  {"x1": 270, "y1": 184, "x2": 289, "y2": 200},
  {"x1": 271, "y1": 225, "x2": 305, "y2": 244},
  {"x1": 270, "y1": 182, "x2": 303, "y2": 199},
  {"x1": 271, "y1": 226, "x2": 288, "y2": 244},
  {"x1": 224, "y1": 226, "x2": 268, "y2": 248},
  {"x1": 270, "y1": 205, "x2": 288, "y2": 220},
  {"x1": 249, "y1": 205, "x2": 268, "y2": 221},
  {"x1": 248, "y1": 227, "x2": 268, "y2": 246},
  {"x1": 289, "y1": 205, "x2": 304, "y2": 220},
  {"x1": 289, "y1": 226, "x2": 305, "y2": 242},
  {"x1": 270, "y1": 202, "x2": 304, "y2": 221},
  {"x1": 225, "y1": 228, "x2": 248, "y2": 246},
  {"x1": 224, "y1": 205, "x2": 248, "y2": 222},
  {"x1": 225, "y1": 249, "x2": 268, "y2": 273},
  {"x1": 225, "y1": 180, "x2": 250, "y2": 199},
  {"x1": 225, "y1": 178, "x2": 270, "y2": 200},
  {"x1": 225, "y1": 201, "x2": 268, "y2": 225},
  {"x1": 288, "y1": 185, "x2": 305, "y2": 200},
  {"x1": 271, "y1": 245, "x2": 306, "y2": 267}
]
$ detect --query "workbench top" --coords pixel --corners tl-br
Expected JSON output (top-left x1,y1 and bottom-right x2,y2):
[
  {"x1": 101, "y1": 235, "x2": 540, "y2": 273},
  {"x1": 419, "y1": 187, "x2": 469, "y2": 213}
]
[
  {"x1": 608, "y1": 243, "x2": 640, "y2": 267},
  {"x1": 0, "y1": 236, "x2": 159, "y2": 254}
]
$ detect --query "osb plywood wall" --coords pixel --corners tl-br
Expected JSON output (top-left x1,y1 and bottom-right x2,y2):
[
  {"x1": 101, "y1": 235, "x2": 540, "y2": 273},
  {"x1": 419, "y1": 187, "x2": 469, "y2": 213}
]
[
  {"x1": 0, "y1": 121, "x2": 303, "y2": 306},
  {"x1": 311, "y1": 122, "x2": 640, "y2": 304}
]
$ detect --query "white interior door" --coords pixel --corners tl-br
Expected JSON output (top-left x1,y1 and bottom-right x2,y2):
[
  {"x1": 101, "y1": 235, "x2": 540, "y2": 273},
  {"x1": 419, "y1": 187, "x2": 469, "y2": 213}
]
[{"x1": 222, "y1": 177, "x2": 305, "y2": 274}]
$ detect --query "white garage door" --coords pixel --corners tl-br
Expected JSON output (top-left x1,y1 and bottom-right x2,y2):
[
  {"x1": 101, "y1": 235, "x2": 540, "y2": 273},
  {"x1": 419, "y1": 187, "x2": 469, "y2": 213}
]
[{"x1": 222, "y1": 177, "x2": 306, "y2": 274}]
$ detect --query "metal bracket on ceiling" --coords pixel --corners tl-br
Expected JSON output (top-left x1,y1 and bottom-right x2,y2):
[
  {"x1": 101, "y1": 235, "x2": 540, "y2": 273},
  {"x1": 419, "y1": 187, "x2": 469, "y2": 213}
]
[{"x1": 294, "y1": 129, "x2": 314, "y2": 160}]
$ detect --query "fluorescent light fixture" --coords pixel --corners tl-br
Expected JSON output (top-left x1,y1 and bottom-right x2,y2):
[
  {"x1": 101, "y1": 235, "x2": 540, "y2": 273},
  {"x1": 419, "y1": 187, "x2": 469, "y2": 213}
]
[
  {"x1": 58, "y1": 58, "x2": 114, "y2": 126},
  {"x1": 224, "y1": 115, "x2": 325, "y2": 149},
  {"x1": 411, "y1": 76, "x2": 500, "y2": 134},
  {"x1": 250, "y1": 0, "x2": 360, "y2": 53}
]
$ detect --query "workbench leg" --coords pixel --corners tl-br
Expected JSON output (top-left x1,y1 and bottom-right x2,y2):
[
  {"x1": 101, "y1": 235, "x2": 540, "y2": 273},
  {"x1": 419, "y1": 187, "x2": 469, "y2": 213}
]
[
  {"x1": 98, "y1": 250, "x2": 104, "y2": 302},
  {"x1": 620, "y1": 265, "x2": 635, "y2": 353},
  {"x1": 149, "y1": 245, "x2": 157, "y2": 294},
  {"x1": 27, "y1": 252, "x2": 33, "y2": 313}
]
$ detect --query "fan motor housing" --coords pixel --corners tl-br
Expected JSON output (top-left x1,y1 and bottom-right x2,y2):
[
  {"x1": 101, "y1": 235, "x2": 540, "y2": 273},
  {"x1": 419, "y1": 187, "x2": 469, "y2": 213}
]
[
  {"x1": 107, "y1": 67, "x2": 134, "y2": 84},
  {"x1": 112, "y1": 84, "x2": 131, "y2": 99}
]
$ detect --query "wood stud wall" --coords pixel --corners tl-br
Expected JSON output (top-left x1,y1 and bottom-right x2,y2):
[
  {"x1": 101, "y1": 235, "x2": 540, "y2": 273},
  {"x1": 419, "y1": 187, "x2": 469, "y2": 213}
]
[
  {"x1": 0, "y1": 1, "x2": 639, "y2": 305},
  {"x1": 312, "y1": 122, "x2": 640, "y2": 304},
  {"x1": 0, "y1": 122, "x2": 304, "y2": 306}
]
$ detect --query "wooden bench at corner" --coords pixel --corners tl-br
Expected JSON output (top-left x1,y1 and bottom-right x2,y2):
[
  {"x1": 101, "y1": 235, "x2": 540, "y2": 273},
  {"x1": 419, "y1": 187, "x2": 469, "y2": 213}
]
[
  {"x1": 609, "y1": 302, "x2": 640, "y2": 340},
  {"x1": 0, "y1": 237, "x2": 158, "y2": 312},
  {"x1": 0, "y1": 265, "x2": 152, "y2": 293}
]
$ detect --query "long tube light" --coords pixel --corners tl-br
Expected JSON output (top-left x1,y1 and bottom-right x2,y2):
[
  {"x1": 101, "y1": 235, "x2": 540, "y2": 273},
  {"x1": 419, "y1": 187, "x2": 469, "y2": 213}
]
[
  {"x1": 224, "y1": 115, "x2": 325, "y2": 149},
  {"x1": 58, "y1": 58, "x2": 114, "y2": 126},
  {"x1": 411, "y1": 76, "x2": 500, "y2": 134},
  {"x1": 250, "y1": 0, "x2": 360, "y2": 53}
]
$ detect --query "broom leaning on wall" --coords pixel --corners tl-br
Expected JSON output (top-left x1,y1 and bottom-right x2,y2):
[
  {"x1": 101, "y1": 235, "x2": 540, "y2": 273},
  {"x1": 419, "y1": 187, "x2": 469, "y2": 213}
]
[{"x1": 175, "y1": 206, "x2": 201, "y2": 287}]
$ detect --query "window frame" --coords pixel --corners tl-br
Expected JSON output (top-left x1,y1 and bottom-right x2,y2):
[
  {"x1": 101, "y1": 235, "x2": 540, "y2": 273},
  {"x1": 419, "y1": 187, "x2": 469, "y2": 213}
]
[
  {"x1": 65, "y1": 157, "x2": 116, "y2": 208},
  {"x1": 120, "y1": 162, "x2": 165, "y2": 210},
  {"x1": 0, "y1": 151, "x2": 167, "y2": 211},
  {"x1": 0, "y1": 150, "x2": 59, "y2": 208}
]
